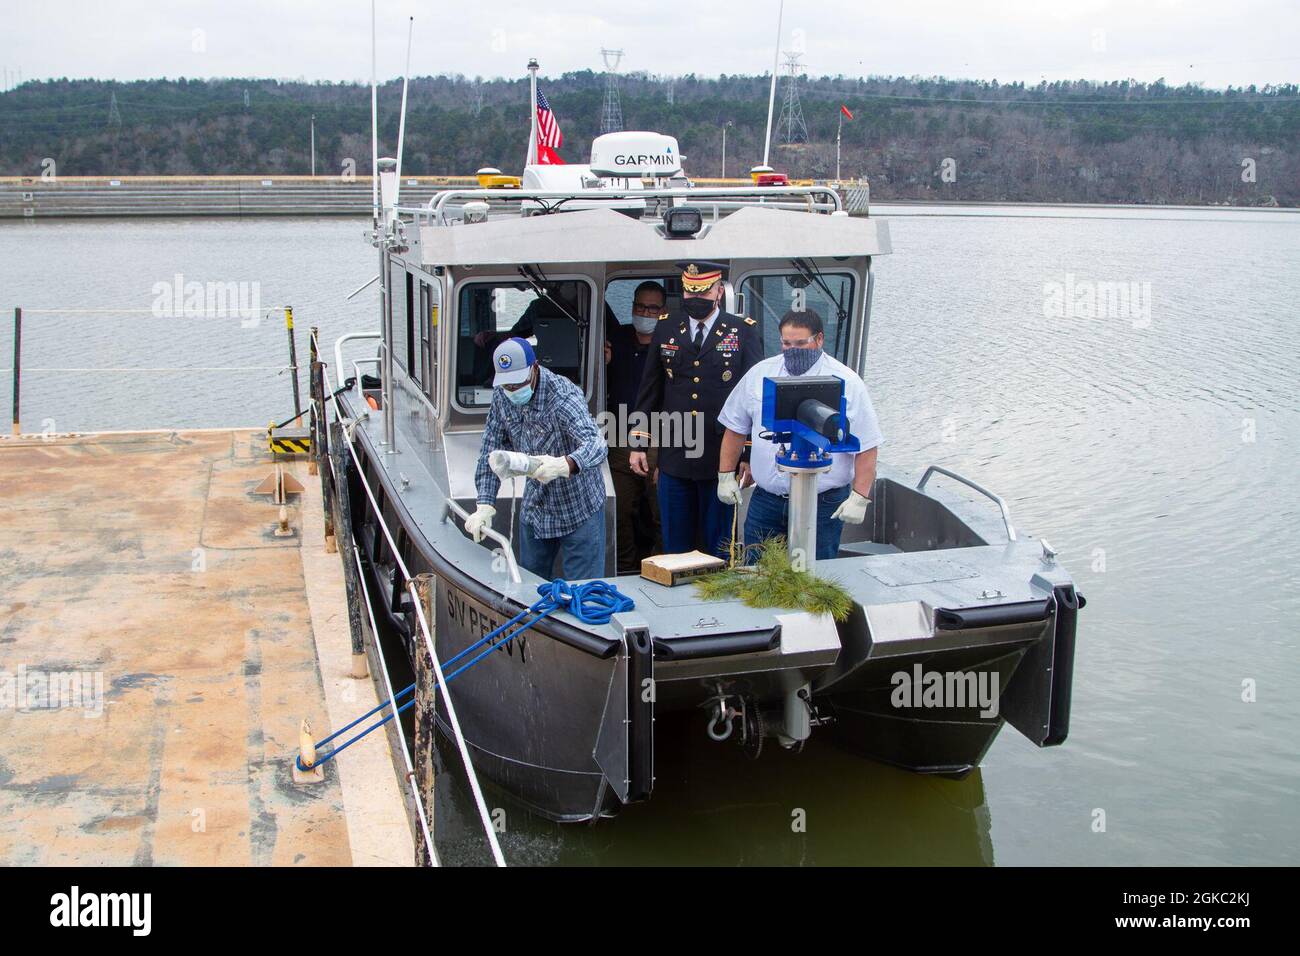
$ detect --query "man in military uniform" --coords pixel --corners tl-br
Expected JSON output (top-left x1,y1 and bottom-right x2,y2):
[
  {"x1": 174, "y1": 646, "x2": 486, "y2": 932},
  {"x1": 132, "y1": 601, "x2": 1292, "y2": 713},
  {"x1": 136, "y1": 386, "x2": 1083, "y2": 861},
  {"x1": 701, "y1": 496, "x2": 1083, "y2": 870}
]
[{"x1": 630, "y1": 261, "x2": 762, "y2": 557}]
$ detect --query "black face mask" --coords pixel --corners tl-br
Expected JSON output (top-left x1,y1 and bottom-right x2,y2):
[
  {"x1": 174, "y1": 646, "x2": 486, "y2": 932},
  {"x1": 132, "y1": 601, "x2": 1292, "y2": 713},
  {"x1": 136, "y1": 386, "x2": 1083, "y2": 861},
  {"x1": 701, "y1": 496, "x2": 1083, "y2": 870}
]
[{"x1": 683, "y1": 297, "x2": 716, "y2": 320}]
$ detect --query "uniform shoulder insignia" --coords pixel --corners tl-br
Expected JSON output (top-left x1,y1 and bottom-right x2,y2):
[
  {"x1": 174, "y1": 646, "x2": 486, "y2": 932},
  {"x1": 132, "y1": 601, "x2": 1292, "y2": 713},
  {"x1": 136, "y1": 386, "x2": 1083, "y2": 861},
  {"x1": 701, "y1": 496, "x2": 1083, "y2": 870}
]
[
  {"x1": 743, "y1": 316, "x2": 757, "y2": 326},
  {"x1": 658, "y1": 313, "x2": 669, "y2": 321}
]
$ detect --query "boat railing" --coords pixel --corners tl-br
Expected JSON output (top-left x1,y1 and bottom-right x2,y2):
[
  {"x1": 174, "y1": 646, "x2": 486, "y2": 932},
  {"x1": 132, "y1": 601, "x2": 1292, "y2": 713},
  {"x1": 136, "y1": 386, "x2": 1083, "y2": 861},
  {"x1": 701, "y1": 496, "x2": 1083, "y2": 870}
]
[
  {"x1": 917, "y1": 464, "x2": 1018, "y2": 543},
  {"x1": 317, "y1": 332, "x2": 508, "y2": 866},
  {"x1": 442, "y1": 498, "x2": 523, "y2": 584},
  {"x1": 402, "y1": 183, "x2": 843, "y2": 226},
  {"x1": 333, "y1": 330, "x2": 382, "y2": 387}
]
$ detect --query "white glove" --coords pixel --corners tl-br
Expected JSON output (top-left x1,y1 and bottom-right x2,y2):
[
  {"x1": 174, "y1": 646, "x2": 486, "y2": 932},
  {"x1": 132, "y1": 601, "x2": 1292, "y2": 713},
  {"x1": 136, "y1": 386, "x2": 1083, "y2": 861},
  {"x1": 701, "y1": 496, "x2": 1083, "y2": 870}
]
[
  {"x1": 831, "y1": 490, "x2": 870, "y2": 525},
  {"x1": 529, "y1": 455, "x2": 571, "y2": 484},
  {"x1": 464, "y1": 504, "x2": 496, "y2": 542},
  {"x1": 716, "y1": 471, "x2": 742, "y2": 506}
]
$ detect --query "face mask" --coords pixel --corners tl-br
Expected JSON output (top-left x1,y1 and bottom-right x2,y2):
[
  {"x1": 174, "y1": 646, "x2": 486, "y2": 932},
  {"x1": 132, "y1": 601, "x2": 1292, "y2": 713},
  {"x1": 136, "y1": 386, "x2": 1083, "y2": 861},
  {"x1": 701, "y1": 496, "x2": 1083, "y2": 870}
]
[
  {"x1": 505, "y1": 383, "x2": 533, "y2": 405},
  {"x1": 783, "y1": 346, "x2": 823, "y2": 376},
  {"x1": 632, "y1": 314, "x2": 659, "y2": 334},
  {"x1": 683, "y1": 297, "x2": 716, "y2": 321}
]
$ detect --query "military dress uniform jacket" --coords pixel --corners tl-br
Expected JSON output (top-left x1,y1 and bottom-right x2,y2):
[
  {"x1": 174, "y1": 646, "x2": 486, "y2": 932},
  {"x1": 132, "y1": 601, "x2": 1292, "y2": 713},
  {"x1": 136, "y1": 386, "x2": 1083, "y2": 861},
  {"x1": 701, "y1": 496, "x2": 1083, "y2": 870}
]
[{"x1": 632, "y1": 308, "x2": 763, "y2": 481}]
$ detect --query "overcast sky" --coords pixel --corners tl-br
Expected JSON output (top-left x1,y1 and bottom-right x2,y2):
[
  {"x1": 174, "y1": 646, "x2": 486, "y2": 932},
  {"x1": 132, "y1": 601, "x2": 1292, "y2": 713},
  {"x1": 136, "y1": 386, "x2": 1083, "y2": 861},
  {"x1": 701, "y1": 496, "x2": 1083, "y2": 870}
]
[{"x1": 2, "y1": 0, "x2": 1297, "y2": 90}]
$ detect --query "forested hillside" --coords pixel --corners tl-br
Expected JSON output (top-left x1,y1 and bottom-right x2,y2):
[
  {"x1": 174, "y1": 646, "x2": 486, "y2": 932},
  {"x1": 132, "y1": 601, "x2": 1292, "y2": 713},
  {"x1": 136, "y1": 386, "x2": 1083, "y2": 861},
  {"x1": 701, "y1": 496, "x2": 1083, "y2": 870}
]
[{"x1": 2, "y1": 72, "x2": 1296, "y2": 205}]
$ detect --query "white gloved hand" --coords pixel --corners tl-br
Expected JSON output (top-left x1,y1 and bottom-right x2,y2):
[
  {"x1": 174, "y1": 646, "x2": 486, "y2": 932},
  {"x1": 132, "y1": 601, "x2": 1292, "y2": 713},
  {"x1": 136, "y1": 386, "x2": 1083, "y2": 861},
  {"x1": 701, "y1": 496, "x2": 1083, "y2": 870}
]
[
  {"x1": 463, "y1": 504, "x2": 496, "y2": 542},
  {"x1": 831, "y1": 490, "x2": 870, "y2": 525},
  {"x1": 529, "y1": 455, "x2": 571, "y2": 484},
  {"x1": 488, "y1": 449, "x2": 539, "y2": 480},
  {"x1": 716, "y1": 471, "x2": 743, "y2": 506}
]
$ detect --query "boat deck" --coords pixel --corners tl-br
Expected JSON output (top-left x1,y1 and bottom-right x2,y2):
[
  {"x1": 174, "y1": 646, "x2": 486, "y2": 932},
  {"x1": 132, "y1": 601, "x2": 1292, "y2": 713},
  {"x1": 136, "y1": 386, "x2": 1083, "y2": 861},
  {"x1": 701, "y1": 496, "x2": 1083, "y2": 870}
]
[{"x1": 0, "y1": 429, "x2": 413, "y2": 866}]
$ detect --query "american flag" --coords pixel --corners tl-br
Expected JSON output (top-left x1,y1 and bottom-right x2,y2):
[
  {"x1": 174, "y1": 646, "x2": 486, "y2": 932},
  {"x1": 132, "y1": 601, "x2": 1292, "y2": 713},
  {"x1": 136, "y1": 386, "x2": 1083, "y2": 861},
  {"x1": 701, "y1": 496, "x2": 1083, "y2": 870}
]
[{"x1": 536, "y1": 89, "x2": 563, "y2": 163}]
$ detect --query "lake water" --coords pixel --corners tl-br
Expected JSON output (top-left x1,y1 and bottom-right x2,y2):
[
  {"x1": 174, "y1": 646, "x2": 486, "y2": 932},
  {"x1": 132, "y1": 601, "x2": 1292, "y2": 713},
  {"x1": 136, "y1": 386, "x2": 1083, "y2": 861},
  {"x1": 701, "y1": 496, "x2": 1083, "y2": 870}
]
[{"x1": 2, "y1": 206, "x2": 1297, "y2": 865}]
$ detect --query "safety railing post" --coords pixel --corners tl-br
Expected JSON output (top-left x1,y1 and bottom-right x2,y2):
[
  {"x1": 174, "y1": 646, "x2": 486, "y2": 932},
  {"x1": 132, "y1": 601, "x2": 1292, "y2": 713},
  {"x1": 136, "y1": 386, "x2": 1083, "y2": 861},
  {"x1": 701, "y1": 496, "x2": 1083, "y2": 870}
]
[
  {"x1": 285, "y1": 306, "x2": 302, "y2": 424},
  {"x1": 412, "y1": 572, "x2": 438, "y2": 868},
  {"x1": 307, "y1": 325, "x2": 320, "y2": 477},
  {"x1": 10, "y1": 307, "x2": 20, "y2": 436},
  {"x1": 331, "y1": 418, "x2": 369, "y2": 678}
]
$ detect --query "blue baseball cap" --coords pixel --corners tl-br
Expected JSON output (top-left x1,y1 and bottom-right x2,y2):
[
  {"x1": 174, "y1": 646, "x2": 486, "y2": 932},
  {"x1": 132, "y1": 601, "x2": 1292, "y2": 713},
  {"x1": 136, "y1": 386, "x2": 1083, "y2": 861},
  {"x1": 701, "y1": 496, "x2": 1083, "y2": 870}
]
[{"x1": 492, "y1": 337, "x2": 537, "y2": 386}]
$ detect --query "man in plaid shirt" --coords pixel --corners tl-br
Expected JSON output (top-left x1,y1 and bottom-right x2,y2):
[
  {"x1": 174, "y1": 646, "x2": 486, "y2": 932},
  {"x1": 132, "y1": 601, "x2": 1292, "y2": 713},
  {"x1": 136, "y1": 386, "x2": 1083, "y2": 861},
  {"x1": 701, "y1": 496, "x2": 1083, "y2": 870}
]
[{"x1": 466, "y1": 337, "x2": 608, "y2": 580}]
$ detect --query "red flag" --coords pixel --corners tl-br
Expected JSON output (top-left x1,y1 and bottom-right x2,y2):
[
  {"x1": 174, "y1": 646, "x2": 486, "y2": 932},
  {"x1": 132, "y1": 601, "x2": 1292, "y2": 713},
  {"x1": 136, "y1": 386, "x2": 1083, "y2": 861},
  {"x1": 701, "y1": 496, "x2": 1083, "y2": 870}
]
[
  {"x1": 840, "y1": 104, "x2": 854, "y2": 120},
  {"x1": 536, "y1": 143, "x2": 564, "y2": 165}
]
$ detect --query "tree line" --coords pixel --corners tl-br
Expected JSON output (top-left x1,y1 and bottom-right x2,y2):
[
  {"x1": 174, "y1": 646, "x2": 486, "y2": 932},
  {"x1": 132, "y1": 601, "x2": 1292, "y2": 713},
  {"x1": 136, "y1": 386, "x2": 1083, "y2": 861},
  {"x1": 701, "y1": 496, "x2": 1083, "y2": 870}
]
[{"x1": 1, "y1": 73, "x2": 1296, "y2": 205}]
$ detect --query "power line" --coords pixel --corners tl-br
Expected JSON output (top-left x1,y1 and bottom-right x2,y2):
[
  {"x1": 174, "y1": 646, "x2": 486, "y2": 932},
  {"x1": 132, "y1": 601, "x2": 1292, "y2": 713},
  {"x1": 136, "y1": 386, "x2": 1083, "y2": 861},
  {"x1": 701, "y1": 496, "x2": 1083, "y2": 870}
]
[
  {"x1": 600, "y1": 48, "x2": 624, "y2": 134},
  {"x1": 777, "y1": 52, "x2": 808, "y2": 144}
]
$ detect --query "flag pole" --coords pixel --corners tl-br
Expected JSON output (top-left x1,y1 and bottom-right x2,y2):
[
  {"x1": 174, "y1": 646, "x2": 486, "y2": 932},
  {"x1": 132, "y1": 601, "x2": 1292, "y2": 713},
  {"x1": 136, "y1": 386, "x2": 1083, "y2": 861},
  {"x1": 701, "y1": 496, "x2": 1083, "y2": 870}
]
[
  {"x1": 527, "y1": 58, "x2": 539, "y2": 167},
  {"x1": 762, "y1": 0, "x2": 784, "y2": 169},
  {"x1": 836, "y1": 109, "x2": 842, "y2": 182}
]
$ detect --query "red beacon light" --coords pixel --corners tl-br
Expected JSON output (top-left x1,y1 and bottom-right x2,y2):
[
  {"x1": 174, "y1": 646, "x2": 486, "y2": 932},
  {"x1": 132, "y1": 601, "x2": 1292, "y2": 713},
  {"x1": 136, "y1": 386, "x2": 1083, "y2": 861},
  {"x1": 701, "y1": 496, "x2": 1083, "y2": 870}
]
[{"x1": 749, "y1": 164, "x2": 788, "y2": 186}]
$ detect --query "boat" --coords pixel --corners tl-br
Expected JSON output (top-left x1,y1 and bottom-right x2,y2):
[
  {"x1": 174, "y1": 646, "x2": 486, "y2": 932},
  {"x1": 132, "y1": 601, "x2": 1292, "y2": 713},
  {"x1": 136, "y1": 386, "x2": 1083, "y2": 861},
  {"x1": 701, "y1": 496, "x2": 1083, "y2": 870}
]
[{"x1": 319, "y1": 65, "x2": 1084, "y2": 824}]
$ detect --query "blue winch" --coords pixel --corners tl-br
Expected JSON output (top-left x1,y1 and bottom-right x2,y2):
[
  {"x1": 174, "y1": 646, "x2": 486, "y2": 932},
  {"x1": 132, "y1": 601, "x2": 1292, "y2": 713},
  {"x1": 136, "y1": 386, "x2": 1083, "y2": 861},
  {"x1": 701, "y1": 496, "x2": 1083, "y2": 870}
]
[{"x1": 759, "y1": 374, "x2": 859, "y2": 572}]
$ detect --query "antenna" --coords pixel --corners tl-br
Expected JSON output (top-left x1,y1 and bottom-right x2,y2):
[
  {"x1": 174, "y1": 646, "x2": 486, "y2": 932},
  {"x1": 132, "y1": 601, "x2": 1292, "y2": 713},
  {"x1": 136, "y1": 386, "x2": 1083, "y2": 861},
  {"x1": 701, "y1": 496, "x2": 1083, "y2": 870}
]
[
  {"x1": 393, "y1": 16, "x2": 414, "y2": 207},
  {"x1": 600, "y1": 48, "x2": 624, "y2": 134},
  {"x1": 369, "y1": 0, "x2": 379, "y2": 228},
  {"x1": 777, "y1": 51, "x2": 809, "y2": 144},
  {"x1": 762, "y1": 0, "x2": 784, "y2": 167},
  {"x1": 526, "y1": 58, "x2": 539, "y2": 167}
]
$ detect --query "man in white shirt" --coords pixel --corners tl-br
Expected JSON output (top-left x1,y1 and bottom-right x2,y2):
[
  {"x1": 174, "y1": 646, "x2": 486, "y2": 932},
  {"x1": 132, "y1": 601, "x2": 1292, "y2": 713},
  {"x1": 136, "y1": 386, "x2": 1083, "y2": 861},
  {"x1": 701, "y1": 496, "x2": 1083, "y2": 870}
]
[{"x1": 716, "y1": 308, "x2": 882, "y2": 562}]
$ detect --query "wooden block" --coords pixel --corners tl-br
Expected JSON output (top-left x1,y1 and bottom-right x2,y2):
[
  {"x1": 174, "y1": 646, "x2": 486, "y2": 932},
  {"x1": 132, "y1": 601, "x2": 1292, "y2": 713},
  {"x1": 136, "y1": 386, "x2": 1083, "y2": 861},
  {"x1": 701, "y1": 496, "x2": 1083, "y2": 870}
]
[{"x1": 640, "y1": 551, "x2": 726, "y2": 587}]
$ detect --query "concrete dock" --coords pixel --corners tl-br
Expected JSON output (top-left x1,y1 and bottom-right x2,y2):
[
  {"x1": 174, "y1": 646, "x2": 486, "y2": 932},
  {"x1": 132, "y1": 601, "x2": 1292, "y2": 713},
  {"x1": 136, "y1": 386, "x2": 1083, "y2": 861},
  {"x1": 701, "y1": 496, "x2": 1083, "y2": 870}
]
[{"x1": 0, "y1": 428, "x2": 413, "y2": 866}]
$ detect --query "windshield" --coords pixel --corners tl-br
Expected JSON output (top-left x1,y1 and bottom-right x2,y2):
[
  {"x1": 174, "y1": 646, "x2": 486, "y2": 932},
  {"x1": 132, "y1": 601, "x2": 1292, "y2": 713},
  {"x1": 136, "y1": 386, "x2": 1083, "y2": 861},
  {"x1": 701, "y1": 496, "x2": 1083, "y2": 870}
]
[{"x1": 740, "y1": 271, "x2": 855, "y2": 362}]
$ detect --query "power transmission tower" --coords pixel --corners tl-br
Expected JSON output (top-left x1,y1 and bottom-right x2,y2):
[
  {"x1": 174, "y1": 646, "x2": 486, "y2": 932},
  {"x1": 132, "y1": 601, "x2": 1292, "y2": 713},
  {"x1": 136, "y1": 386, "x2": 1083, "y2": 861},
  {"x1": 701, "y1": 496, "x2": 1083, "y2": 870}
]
[
  {"x1": 776, "y1": 51, "x2": 808, "y2": 144},
  {"x1": 471, "y1": 80, "x2": 484, "y2": 117},
  {"x1": 666, "y1": 77, "x2": 675, "y2": 107},
  {"x1": 107, "y1": 91, "x2": 122, "y2": 128},
  {"x1": 600, "y1": 48, "x2": 624, "y2": 134}
]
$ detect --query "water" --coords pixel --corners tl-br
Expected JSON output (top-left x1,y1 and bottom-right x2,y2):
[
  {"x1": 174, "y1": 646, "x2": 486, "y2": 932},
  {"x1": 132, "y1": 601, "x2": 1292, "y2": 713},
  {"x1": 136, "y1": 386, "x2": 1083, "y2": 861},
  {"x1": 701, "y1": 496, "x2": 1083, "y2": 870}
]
[{"x1": 2, "y1": 207, "x2": 1297, "y2": 865}]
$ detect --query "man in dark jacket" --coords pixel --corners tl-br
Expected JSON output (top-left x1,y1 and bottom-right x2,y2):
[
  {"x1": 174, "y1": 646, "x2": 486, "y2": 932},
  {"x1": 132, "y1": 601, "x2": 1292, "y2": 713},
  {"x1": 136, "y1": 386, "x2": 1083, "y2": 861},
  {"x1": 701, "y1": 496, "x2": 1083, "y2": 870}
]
[{"x1": 629, "y1": 262, "x2": 762, "y2": 557}]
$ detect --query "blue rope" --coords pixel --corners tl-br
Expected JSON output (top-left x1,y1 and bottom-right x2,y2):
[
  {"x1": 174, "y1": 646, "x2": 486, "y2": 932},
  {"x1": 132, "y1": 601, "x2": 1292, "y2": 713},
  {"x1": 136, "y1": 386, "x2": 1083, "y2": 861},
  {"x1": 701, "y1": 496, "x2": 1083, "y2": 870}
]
[{"x1": 296, "y1": 579, "x2": 635, "y2": 772}]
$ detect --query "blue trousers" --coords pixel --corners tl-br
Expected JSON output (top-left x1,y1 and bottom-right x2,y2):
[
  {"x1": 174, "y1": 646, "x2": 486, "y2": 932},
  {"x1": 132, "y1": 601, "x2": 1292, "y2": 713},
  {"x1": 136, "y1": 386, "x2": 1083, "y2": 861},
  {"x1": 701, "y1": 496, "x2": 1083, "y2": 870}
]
[
  {"x1": 743, "y1": 484, "x2": 852, "y2": 562},
  {"x1": 519, "y1": 506, "x2": 606, "y2": 580},
  {"x1": 657, "y1": 471, "x2": 735, "y2": 559}
]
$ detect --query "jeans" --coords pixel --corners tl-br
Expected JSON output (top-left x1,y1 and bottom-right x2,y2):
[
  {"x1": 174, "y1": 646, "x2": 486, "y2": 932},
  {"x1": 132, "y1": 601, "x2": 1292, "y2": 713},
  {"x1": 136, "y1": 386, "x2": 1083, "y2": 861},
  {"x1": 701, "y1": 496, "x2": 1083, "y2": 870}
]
[
  {"x1": 657, "y1": 470, "x2": 734, "y2": 559},
  {"x1": 743, "y1": 484, "x2": 852, "y2": 562},
  {"x1": 519, "y1": 506, "x2": 606, "y2": 580}
]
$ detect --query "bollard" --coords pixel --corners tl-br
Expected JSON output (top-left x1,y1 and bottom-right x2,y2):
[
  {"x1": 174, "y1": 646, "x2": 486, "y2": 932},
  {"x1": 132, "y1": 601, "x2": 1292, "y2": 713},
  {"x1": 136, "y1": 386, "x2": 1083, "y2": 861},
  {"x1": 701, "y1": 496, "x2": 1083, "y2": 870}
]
[{"x1": 292, "y1": 717, "x2": 325, "y2": 784}]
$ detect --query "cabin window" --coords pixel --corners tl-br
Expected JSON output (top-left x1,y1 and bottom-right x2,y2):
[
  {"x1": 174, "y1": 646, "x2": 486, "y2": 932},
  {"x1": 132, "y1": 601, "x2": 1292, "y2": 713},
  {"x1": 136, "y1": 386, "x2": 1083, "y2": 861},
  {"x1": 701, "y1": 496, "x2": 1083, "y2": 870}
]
[
  {"x1": 389, "y1": 261, "x2": 412, "y2": 373},
  {"x1": 739, "y1": 271, "x2": 855, "y2": 363},
  {"x1": 419, "y1": 280, "x2": 440, "y2": 408},
  {"x1": 454, "y1": 279, "x2": 590, "y2": 409}
]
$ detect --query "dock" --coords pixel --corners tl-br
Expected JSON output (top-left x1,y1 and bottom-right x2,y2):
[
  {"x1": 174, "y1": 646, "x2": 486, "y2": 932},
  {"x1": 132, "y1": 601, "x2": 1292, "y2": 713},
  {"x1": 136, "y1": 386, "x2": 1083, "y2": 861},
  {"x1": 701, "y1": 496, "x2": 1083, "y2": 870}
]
[{"x1": 0, "y1": 428, "x2": 414, "y2": 866}]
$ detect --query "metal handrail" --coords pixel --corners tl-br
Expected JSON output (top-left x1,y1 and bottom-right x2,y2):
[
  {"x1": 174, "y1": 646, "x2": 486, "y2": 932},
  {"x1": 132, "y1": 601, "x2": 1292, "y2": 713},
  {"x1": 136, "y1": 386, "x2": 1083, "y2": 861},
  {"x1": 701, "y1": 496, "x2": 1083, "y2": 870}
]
[
  {"x1": 334, "y1": 331, "x2": 382, "y2": 385},
  {"x1": 425, "y1": 184, "x2": 843, "y2": 224},
  {"x1": 916, "y1": 465, "x2": 1018, "y2": 542},
  {"x1": 442, "y1": 498, "x2": 523, "y2": 585},
  {"x1": 319, "y1": 345, "x2": 507, "y2": 867}
]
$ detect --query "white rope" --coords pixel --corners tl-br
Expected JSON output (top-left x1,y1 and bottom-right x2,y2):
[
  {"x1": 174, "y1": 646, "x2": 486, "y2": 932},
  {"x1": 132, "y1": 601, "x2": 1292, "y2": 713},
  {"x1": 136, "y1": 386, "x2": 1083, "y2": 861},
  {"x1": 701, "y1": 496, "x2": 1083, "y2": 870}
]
[
  {"x1": 321, "y1": 359, "x2": 507, "y2": 867},
  {"x1": 349, "y1": 543, "x2": 439, "y2": 866}
]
